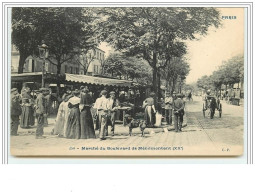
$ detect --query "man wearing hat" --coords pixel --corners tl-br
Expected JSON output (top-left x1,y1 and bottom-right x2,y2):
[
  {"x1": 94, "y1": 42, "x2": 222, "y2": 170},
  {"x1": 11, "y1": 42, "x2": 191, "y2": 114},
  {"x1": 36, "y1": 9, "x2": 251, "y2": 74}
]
[
  {"x1": 35, "y1": 88, "x2": 48, "y2": 139},
  {"x1": 107, "y1": 91, "x2": 120, "y2": 136},
  {"x1": 10, "y1": 88, "x2": 22, "y2": 136},
  {"x1": 164, "y1": 92, "x2": 173, "y2": 125},
  {"x1": 173, "y1": 93, "x2": 185, "y2": 132}
]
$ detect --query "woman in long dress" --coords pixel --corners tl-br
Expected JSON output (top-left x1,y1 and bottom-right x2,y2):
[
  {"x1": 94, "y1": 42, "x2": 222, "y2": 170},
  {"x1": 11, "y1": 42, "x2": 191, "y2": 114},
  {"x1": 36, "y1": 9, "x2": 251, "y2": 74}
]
[
  {"x1": 80, "y1": 88, "x2": 96, "y2": 139},
  {"x1": 66, "y1": 90, "x2": 81, "y2": 139},
  {"x1": 143, "y1": 92, "x2": 156, "y2": 128},
  {"x1": 53, "y1": 95, "x2": 71, "y2": 137},
  {"x1": 20, "y1": 83, "x2": 35, "y2": 128}
]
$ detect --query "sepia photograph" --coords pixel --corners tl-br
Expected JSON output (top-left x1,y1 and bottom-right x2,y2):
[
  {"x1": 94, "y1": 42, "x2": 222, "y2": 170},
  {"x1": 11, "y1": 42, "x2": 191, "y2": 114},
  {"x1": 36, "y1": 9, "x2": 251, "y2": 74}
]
[{"x1": 9, "y1": 6, "x2": 245, "y2": 157}]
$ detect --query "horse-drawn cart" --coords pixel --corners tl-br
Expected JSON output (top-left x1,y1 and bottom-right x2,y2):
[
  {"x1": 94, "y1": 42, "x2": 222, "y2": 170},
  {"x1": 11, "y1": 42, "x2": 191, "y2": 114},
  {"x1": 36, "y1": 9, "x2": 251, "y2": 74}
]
[{"x1": 203, "y1": 95, "x2": 222, "y2": 119}]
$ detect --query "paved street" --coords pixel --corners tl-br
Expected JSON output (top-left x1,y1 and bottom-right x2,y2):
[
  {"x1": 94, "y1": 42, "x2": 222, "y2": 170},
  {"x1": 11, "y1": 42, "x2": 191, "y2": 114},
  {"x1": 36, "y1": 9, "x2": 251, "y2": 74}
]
[{"x1": 10, "y1": 96, "x2": 243, "y2": 157}]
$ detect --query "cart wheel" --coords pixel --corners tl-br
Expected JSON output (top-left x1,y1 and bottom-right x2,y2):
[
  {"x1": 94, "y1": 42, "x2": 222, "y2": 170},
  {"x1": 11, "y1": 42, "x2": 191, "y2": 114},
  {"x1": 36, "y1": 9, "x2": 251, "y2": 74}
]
[
  {"x1": 219, "y1": 103, "x2": 222, "y2": 118},
  {"x1": 203, "y1": 103, "x2": 205, "y2": 118}
]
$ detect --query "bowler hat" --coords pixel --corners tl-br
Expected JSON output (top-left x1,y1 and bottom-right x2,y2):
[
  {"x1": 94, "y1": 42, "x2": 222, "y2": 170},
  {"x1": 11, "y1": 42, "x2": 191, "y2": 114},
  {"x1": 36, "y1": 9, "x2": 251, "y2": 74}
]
[
  {"x1": 110, "y1": 91, "x2": 115, "y2": 95},
  {"x1": 101, "y1": 90, "x2": 107, "y2": 96}
]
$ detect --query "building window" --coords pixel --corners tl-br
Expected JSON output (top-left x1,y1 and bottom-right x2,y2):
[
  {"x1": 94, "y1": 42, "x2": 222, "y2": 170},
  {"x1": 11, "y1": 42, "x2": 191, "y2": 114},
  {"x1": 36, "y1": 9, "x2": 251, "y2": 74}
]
[
  {"x1": 97, "y1": 51, "x2": 99, "y2": 59},
  {"x1": 65, "y1": 65, "x2": 68, "y2": 73},
  {"x1": 76, "y1": 67, "x2": 79, "y2": 74},
  {"x1": 70, "y1": 67, "x2": 73, "y2": 74}
]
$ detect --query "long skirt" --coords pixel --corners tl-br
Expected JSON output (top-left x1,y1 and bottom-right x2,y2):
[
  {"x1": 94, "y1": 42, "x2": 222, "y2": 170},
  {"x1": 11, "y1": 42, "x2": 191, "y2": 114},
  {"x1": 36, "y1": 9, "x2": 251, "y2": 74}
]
[
  {"x1": 66, "y1": 107, "x2": 80, "y2": 139},
  {"x1": 53, "y1": 116, "x2": 65, "y2": 136},
  {"x1": 80, "y1": 107, "x2": 96, "y2": 139},
  {"x1": 144, "y1": 106, "x2": 155, "y2": 127},
  {"x1": 20, "y1": 105, "x2": 35, "y2": 128}
]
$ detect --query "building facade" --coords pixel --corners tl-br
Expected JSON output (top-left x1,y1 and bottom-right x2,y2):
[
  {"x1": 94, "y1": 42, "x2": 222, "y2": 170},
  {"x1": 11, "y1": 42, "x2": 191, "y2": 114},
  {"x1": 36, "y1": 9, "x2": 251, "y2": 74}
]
[{"x1": 11, "y1": 44, "x2": 105, "y2": 76}]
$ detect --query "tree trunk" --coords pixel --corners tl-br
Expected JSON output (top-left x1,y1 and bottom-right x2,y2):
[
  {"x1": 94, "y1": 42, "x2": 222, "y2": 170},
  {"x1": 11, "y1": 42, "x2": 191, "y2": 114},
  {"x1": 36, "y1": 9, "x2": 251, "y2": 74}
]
[
  {"x1": 18, "y1": 52, "x2": 29, "y2": 74},
  {"x1": 172, "y1": 77, "x2": 176, "y2": 93},
  {"x1": 57, "y1": 59, "x2": 61, "y2": 75}
]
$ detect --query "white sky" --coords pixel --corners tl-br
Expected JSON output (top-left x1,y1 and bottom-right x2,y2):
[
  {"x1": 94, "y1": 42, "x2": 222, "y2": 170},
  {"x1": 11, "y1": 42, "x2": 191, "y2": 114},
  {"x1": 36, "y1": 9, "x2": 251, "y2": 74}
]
[
  {"x1": 99, "y1": 8, "x2": 244, "y2": 84},
  {"x1": 185, "y1": 8, "x2": 244, "y2": 84}
]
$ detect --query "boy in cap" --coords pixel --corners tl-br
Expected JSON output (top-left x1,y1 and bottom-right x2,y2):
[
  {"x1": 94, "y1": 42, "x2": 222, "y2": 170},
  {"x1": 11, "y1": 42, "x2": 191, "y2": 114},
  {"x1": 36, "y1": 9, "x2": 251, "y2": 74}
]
[
  {"x1": 107, "y1": 91, "x2": 120, "y2": 136},
  {"x1": 10, "y1": 88, "x2": 22, "y2": 136},
  {"x1": 173, "y1": 93, "x2": 185, "y2": 132}
]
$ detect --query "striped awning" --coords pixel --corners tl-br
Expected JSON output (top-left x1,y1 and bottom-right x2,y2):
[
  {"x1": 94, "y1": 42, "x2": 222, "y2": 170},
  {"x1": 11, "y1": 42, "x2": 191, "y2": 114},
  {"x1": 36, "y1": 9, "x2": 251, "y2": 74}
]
[{"x1": 65, "y1": 74, "x2": 133, "y2": 87}]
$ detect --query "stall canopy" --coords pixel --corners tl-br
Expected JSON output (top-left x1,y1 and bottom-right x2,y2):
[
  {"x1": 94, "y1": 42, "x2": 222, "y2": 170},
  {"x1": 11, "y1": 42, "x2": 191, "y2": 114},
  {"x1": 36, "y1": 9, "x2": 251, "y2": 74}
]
[
  {"x1": 65, "y1": 74, "x2": 133, "y2": 87},
  {"x1": 11, "y1": 72, "x2": 64, "y2": 83}
]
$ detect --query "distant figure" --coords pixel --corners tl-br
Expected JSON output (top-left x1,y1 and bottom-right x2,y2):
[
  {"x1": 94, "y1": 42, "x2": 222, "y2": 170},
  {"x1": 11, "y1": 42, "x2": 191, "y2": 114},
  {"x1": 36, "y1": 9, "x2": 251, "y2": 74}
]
[
  {"x1": 10, "y1": 88, "x2": 22, "y2": 136},
  {"x1": 187, "y1": 92, "x2": 192, "y2": 101}
]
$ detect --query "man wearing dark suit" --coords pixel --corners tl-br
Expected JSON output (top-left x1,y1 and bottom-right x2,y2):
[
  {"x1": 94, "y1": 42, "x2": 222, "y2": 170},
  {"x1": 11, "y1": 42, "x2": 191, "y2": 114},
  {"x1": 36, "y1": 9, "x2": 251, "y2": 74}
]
[
  {"x1": 35, "y1": 88, "x2": 48, "y2": 139},
  {"x1": 10, "y1": 88, "x2": 22, "y2": 136},
  {"x1": 173, "y1": 93, "x2": 185, "y2": 132}
]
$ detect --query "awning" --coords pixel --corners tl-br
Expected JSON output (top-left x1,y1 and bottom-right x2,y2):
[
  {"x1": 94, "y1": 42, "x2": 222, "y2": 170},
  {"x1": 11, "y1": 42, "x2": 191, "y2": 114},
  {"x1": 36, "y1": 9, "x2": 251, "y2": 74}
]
[
  {"x1": 65, "y1": 74, "x2": 133, "y2": 87},
  {"x1": 11, "y1": 72, "x2": 64, "y2": 83}
]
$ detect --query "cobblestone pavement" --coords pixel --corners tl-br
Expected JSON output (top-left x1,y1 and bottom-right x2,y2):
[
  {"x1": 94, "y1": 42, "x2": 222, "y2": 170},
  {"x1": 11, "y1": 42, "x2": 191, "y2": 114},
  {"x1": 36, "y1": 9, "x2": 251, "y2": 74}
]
[{"x1": 10, "y1": 96, "x2": 244, "y2": 157}]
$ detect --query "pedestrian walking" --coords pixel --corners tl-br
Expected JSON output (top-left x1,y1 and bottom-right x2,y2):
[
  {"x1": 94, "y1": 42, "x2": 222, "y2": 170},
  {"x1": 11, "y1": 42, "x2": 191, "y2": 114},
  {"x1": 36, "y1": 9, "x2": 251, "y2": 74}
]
[
  {"x1": 95, "y1": 90, "x2": 109, "y2": 140},
  {"x1": 143, "y1": 92, "x2": 156, "y2": 128},
  {"x1": 35, "y1": 88, "x2": 48, "y2": 139},
  {"x1": 10, "y1": 88, "x2": 22, "y2": 136},
  {"x1": 164, "y1": 92, "x2": 173, "y2": 125},
  {"x1": 20, "y1": 83, "x2": 34, "y2": 128},
  {"x1": 107, "y1": 91, "x2": 120, "y2": 136},
  {"x1": 173, "y1": 93, "x2": 185, "y2": 132},
  {"x1": 79, "y1": 87, "x2": 96, "y2": 139},
  {"x1": 66, "y1": 89, "x2": 81, "y2": 139}
]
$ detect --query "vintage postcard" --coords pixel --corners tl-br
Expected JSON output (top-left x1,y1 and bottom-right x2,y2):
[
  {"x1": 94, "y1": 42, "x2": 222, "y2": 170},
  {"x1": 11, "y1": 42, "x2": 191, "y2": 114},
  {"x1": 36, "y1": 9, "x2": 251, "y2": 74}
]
[{"x1": 9, "y1": 6, "x2": 245, "y2": 157}]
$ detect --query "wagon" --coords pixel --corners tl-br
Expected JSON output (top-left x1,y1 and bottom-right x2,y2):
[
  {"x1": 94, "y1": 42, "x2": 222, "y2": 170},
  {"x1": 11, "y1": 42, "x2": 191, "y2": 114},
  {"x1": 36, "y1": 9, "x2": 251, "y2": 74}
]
[{"x1": 202, "y1": 95, "x2": 222, "y2": 119}]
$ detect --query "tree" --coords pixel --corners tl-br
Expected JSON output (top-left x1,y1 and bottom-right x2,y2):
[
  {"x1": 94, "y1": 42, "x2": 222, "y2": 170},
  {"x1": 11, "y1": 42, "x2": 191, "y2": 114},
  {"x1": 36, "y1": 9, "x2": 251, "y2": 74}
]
[
  {"x1": 12, "y1": 8, "x2": 43, "y2": 73},
  {"x1": 12, "y1": 7, "x2": 96, "y2": 74},
  {"x1": 197, "y1": 54, "x2": 244, "y2": 93},
  {"x1": 103, "y1": 52, "x2": 152, "y2": 85},
  {"x1": 161, "y1": 57, "x2": 190, "y2": 93},
  {"x1": 97, "y1": 7, "x2": 221, "y2": 94}
]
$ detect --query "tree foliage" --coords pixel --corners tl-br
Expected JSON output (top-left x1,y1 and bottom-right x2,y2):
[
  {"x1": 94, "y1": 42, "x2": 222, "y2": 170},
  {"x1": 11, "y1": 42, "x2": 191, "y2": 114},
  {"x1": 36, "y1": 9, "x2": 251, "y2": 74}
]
[
  {"x1": 103, "y1": 52, "x2": 152, "y2": 85},
  {"x1": 197, "y1": 55, "x2": 244, "y2": 91},
  {"x1": 97, "y1": 7, "x2": 221, "y2": 93},
  {"x1": 12, "y1": 7, "x2": 96, "y2": 74}
]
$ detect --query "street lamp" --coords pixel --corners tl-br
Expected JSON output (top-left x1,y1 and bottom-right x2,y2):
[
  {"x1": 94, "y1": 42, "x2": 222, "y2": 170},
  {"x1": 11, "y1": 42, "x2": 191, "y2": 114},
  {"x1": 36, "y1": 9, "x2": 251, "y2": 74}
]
[{"x1": 38, "y1": 43, "x2": 49, "y2": 88}]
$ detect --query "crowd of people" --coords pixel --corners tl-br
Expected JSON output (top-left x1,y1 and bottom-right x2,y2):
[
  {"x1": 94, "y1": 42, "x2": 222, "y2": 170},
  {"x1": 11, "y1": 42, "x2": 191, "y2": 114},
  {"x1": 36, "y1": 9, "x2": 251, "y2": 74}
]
[{"x1": 10, "y1": 84, "x2": 186, "y2": 140}]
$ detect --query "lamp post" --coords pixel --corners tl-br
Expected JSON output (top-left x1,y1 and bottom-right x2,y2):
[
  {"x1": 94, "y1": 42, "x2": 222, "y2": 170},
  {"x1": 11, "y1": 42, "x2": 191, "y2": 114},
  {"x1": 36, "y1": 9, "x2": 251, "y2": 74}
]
[{"x1": 38, "y1": 43, "x2": 49, "y2": 88}]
